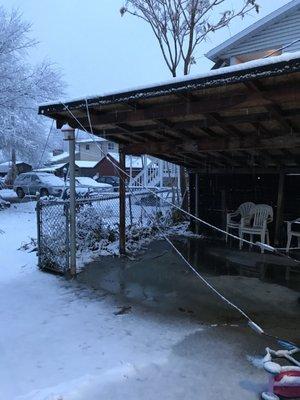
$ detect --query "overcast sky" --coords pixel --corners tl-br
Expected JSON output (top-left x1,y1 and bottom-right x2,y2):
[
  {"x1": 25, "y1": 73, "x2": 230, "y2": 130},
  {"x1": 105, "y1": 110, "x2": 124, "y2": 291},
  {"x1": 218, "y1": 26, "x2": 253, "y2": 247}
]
[{"x1": 1, "y1": 0, "x2": 292, "y2": 99}]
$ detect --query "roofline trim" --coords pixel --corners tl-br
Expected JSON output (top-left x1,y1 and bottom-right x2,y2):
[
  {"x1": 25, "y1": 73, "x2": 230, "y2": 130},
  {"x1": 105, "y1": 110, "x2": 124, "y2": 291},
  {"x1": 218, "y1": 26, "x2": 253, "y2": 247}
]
[
  {"x1": 205, "y1": 0, "x2": 300, "y2": 62},
  {"x1": 38, "y1": 54, "x2": 300, "y2": 116}
]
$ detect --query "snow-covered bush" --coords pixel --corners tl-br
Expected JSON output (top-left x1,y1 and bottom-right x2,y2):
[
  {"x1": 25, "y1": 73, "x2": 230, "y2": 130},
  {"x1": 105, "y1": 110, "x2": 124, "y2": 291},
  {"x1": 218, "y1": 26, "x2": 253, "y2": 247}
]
[
  {"x1": 0, "y1": 197, "x2": 10, "y2": 210},
  {"x1": 38, "y1": 198, "x2": 190, "y2": 271},
  {"x1": 76, "y1": 204, "x2": 107, "y2": 250},
  {"x1": 40, "y1": 217, "x2": 68, "y2": 271}
]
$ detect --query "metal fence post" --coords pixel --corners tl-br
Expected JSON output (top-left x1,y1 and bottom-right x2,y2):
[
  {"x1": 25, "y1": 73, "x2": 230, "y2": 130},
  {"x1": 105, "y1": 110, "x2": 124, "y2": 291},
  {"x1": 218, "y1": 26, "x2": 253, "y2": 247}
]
[
  {"x1": 62, "y1": 124, "x2": 76, "y2": 276},
  {"x1": 65, "y1": 202, "x2": 70, "y2": 273},
  {"x1": 119, "y1": 150, "x2": 126, "y2": 255},
  {"x1": 128, "y1": 194, "x2": 133, "y2": 226},
  {"x1": 36, "y1": 200, "x2": 41, "y2": 269}
]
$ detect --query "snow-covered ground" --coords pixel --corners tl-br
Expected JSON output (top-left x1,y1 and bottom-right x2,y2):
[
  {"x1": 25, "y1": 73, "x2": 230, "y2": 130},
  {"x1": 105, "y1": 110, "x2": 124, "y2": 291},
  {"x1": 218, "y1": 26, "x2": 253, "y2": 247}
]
[
  {"x1": 1, "y1": 202, "x2": 296, "y2": 400},
  {"x1": 0, "y1": 202, "x2": 201, "y2": 399},
  {"x1": 0, "y1": 188, "x2": 18, "y2": 201}
]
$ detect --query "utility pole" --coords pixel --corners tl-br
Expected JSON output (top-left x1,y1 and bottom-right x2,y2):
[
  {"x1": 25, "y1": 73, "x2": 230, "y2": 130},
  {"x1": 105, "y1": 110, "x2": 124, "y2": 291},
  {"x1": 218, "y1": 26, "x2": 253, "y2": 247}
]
[{"x1": 62, "y1": 124, "x2": 76, "y2": 276}]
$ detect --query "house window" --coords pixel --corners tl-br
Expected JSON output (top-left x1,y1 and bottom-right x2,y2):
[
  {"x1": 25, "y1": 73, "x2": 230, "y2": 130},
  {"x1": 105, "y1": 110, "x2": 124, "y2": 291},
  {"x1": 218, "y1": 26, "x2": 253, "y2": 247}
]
[
  {"x1": 86, "y1": 144, "x2": 90, "y2": 150},
  {"x1": 108, "y1": 142, "x2": 115, "y2": 151}
]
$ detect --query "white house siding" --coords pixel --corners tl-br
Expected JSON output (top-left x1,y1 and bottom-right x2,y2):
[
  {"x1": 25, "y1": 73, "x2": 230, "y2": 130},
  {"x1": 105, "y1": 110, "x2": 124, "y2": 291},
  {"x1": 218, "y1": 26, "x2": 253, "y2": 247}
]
[
  {"x1": 79, "y1": 142, "x2": 103, "y2": 161},
  {"x1": 78, "y1": 141, "x2": 119, "y2": 161},
  {"x1": 221, "y1": 8, "x2": 300, "y2": 60}
]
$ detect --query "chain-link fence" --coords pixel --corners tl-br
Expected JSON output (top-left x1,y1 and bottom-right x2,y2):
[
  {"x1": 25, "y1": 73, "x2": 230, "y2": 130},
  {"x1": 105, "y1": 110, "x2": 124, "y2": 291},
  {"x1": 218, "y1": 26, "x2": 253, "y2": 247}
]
[{"x1": 37, "y1": 188, "x2": 184, "y2": 273}]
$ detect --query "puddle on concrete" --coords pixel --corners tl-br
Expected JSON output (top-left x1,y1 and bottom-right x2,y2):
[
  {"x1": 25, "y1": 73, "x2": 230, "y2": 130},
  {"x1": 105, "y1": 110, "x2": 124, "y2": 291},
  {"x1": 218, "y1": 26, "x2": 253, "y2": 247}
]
[
  {"x1": 176, "y1": 237, "x2": 300, "y2": 290},
  {"x1": 77, "y1": 236, "x2": 300, "y2": 342}
]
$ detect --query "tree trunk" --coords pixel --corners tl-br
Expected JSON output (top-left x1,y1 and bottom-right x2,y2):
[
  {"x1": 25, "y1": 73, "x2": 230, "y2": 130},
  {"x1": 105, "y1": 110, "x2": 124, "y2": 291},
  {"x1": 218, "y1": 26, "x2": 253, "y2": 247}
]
[
  {"x1": 11, "y1": 148, "x2": 17, "y2": 182},
  {"x1": 6, "y1": 148, "x2": 17, "y2": 185}
]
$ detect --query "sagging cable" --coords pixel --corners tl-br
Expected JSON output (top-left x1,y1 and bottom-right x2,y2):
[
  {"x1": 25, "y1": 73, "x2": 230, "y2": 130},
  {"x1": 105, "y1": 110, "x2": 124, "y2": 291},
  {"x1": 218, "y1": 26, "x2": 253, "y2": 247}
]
[
  {"x1": 61, "y1": 101, "x2": 297, "y2": 345},
  {"x1": 62, "y1": 100, "x2": 300, "y2": 264}
]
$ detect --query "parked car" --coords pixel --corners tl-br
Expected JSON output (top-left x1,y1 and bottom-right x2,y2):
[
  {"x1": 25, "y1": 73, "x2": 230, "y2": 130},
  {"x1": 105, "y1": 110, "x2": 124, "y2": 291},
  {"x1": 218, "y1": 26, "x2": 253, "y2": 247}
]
[
  {"x1": 61, "y1": 177, "x2": 113, "y2": 201},
  {"x1": 75, "y1": 177, "x2": 113, "y2": 193},
  {"x1": 13, "y1": 172, "x2": 65, "y2": 198},
  {"x1": 96, "y1": 176, "x2": 120, "y2": 191}
]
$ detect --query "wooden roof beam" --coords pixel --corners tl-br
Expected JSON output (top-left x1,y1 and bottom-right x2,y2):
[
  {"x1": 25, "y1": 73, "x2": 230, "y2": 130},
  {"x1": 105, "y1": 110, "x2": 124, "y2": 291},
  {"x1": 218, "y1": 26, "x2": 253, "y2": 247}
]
[
  {"x1": 181, "y1": 153, "x2": 226, "y2": 168},
  {"x1": 265, "y1": 104, "x2": 294, "y2": 132},
  {"x1": 209, "y1": 152, "x2": 241, "y2": 167},
  {"x1": 244, "y1": 81, "x2": 296, "y2": 132},
  {"x1": 122, "y1": 132, "x2": 300, "y2": 155},
  {"x1": 96, "y1": 108, "x2": 299, "y2": 138},
  {"x1": 155, "y1": 118, "x2": 204, "y2": 140},
  {"x1": 179, "y1": 93, "x2": 245, "y2": 137},
  {"x1": 71, "y1": 85, "x2": 298, "y2": 126}
]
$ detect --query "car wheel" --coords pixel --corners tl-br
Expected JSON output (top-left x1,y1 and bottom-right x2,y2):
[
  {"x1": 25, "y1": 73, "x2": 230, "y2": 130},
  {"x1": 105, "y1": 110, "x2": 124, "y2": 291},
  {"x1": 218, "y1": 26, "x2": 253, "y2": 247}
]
[
  {"x1": 16, "y1": 188, "x2": 25, "y2": 199},
  {"x1": 40, "y1": 188, "x2": 49, "y2": 197}
]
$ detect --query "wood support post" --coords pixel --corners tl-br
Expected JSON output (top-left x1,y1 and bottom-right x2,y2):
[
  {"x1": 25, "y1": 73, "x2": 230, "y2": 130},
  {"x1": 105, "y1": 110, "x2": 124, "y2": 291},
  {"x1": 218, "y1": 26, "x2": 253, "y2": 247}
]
[
  {"x1": 189, "y1": 173, "x2": 196, "y2": 233},
  {"x1": 274, "y1": 171, "x2": 285, "y2": 246},
  {"x1": 119, "y1": 150, "x2": 126, "y2": 255},
  {"x1": 195, "y1": 173, "x2": 201, "y2": 235},
  {"x1": 180, "y1": 166, "x2": 188, "y2": 211},
  {"x1": 221, "y1": 189, "x2": 227, "y2": 231}
]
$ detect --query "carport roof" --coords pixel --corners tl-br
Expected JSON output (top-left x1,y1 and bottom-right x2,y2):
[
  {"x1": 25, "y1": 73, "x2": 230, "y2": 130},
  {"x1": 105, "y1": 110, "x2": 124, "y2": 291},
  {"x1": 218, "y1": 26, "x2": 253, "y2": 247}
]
[{"x1": 39, "y1": 52, "x2": 300, "y2": 172}]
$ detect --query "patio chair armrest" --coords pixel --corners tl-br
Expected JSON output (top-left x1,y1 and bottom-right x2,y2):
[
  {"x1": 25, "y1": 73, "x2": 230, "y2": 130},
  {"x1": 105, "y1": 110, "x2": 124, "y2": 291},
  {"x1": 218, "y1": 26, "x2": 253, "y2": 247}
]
[
  {"x1": 240, "y1": 217, "x2": 246, "y2": 228},
  {"x1": 227, "y1": 210, "x2": 239, "y2": 223}
]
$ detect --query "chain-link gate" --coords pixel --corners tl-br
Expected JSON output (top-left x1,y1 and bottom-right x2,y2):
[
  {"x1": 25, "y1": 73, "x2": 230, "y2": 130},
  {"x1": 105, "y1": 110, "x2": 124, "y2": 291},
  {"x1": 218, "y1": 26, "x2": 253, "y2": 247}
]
[
  {"x1": 37, "y1": 200, "x2": 70, "y2": 272},
  {"x1": 37, "y1": 189, "x2": 182, "y2": 273}
]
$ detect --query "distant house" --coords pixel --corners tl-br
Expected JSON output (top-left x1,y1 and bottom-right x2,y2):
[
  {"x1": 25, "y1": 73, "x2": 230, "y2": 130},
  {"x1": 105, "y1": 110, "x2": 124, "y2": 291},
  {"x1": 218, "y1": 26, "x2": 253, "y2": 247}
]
[
  {"x1": 0, "y1": 161, "x2": 32, "y2": 177},
  {"x1": 46, "y1": 137, "x2": 178, "y2": 188},
  {"x1": 46, "y1": 138, "x2": 118, "y2": 170},
  {"x1": 33, "y1": 163, "x2": 67, "y2": 177},
  {"x1": 47, "y1": 150, "x2": 79, "y2": 166},
  {"x1": 77, "y1": 138, "x2": 118, "y2": 161},
  {"x1": 206, "y1": 0, "x2": 300, "y2": 68},
  {"x1": 55, "y1": 160, "x2": 103, "y2": 178},
  {"x1": 94, "y1": 153, "x2": 151, "y2": 179}
]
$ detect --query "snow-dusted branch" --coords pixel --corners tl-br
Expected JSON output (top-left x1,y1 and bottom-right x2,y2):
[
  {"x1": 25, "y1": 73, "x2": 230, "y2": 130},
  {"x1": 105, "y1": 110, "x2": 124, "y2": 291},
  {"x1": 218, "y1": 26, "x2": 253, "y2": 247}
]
[
  {"x1": 121, "y1": 0, "x2": 259, "y2": 77},
  {"x1": 0, "y1": 7, "x2": 65, "y2": 164}
]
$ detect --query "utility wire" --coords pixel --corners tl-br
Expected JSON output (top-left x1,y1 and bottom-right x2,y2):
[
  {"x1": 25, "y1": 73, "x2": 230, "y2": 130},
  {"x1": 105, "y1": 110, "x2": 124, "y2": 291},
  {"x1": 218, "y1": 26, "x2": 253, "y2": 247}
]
[
  {"x1": 60, "y1": 100, "x2": 297, "y2": 344},
  {"x1": 61, "y1": 100, "x2": 300, "y2": 264}
]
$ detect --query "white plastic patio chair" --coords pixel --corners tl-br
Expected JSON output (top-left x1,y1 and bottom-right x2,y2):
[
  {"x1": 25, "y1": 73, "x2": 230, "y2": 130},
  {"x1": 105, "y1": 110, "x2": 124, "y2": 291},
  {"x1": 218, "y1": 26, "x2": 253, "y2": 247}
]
[
  {"x1": 286, "y1": 218, "x2": 300, "y2": 253},
  {"x1": 226, "y1": 202, "x2": 255, "y2": 242},
  {"x1": 239, "y1": 204, "x2": 273, "y2": 253}
]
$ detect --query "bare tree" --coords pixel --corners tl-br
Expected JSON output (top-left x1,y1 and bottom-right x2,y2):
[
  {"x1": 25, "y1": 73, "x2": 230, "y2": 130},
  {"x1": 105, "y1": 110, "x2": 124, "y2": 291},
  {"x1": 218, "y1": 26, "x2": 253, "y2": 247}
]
[
  {"x1": 0, "y1": 7, "x2": 65, "y2": 166},
  {"x1": 121, "y1": 0, "x2": 259, "y2": 77}
]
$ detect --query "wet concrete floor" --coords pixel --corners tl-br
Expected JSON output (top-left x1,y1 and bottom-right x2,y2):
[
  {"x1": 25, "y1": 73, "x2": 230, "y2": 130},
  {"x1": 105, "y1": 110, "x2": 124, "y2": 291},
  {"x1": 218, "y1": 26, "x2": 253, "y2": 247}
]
[
  {"x1": 78, "y1": 237, "x2": 299, "y2": 342},
  {"x1": 76, "y1": 237, "x2": 300, "y2": 399}
]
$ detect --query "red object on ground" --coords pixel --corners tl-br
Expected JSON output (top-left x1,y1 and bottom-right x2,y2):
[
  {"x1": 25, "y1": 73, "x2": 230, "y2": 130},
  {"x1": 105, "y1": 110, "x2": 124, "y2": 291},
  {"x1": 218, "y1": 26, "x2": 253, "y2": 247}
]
[{"x1": 273, "y1": 370, "x2": 300, "y2": 398}]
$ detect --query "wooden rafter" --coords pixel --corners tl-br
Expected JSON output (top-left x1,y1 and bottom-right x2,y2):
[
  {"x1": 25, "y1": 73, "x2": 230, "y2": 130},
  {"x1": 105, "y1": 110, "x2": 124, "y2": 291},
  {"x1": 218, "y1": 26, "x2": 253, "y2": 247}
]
[{"x1": 244, "y1": 81, "x2": 297, "y2": 132}]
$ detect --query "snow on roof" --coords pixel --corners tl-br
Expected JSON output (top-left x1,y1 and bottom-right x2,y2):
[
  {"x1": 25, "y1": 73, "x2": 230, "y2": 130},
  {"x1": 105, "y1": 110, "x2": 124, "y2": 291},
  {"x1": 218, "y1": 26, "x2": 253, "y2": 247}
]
[
  {"x1": 49, "y1": 152, "x2": 69, "y2": 163},
  {"x1": 0, "y1": 161, "x2": 26, "y2": 173},
  {"x1": 33, "y1": 163, "x2": 66, "y2": 172},
  {"x1": 37, "y1": 173, "x2": 65, "y2": 186},
  {"x1": 77, "y1": 138, "x2": 106, "y2": 144},
  {"x1": 75, "y1": 161, "x2": 99, "y2": 168},
  {"x1": 108, "y1": 152, "x2": 152, "y2": 169},
  {"x1": 75, "y1": 176, "x2": 112, "y2": 188},
  {"x1": 206, "y1": 0, "x2": 300, "y2": 62},
  {"x1": 39, "y1": 51, "x2": 300, "y2": 111}
]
